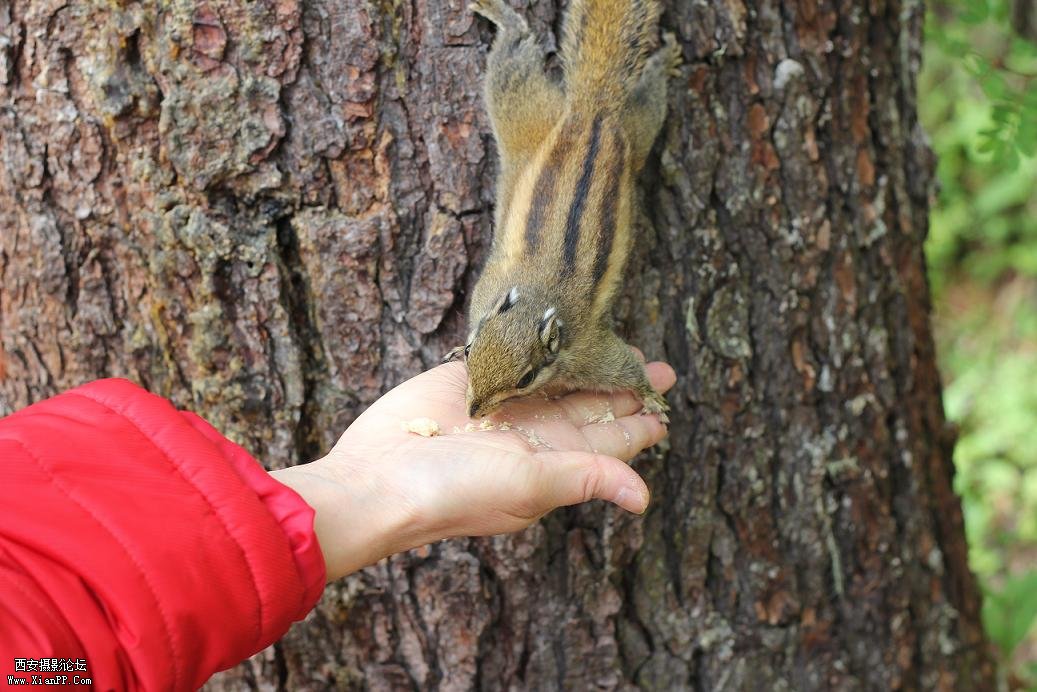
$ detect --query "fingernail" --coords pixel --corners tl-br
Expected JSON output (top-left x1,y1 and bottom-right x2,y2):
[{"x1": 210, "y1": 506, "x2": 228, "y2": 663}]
[{"x1": 615, "y1": 486, "x2": 649, "y2": 514}]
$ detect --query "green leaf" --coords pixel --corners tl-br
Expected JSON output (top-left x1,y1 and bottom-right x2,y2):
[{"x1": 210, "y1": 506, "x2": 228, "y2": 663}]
[
  {"x1": 983, "y1": 570, "x2": 1037, "y2": 655},
  {"x1": 1004, "y1": 145, "x2": 1021, "y2": 170},
  {"x1": 1018, "y1": 124, "x2": 1037, "y2": 157},
  {"x1": 959, "y1": 0, "x2": 989, "y2": 24},
  {"x1": 976, "y1": 134, "x2": 999, "y2": 154},
  {"x1": 963, "y1": 52, "x2": 990, "y2": 77}
]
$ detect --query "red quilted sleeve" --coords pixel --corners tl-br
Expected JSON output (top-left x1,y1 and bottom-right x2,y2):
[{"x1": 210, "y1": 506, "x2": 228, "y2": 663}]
[{"x1": 0, "y1": 379, "x2": 326, "y2": 690}]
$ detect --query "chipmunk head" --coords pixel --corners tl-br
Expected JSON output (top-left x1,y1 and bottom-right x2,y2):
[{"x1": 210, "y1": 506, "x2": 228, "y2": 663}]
[{"x1": 463, "y1": 286, "x2": 564, "y2": 418}]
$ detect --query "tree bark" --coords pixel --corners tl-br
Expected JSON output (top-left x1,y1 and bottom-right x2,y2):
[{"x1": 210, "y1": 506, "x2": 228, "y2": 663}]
[{"x1": 0, "y1": 0, "x2": 995, "y2": 688}]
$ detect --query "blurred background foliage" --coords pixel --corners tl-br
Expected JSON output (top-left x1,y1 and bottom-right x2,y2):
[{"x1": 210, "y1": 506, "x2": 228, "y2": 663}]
[{"x1": 922, "y1": 0, "x2": 1037, "y2": 686}]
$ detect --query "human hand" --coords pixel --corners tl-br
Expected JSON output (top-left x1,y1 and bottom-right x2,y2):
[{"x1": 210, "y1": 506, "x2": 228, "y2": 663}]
[{"x1": 272, "y1": 357, "x2": 675, "y2": 581}]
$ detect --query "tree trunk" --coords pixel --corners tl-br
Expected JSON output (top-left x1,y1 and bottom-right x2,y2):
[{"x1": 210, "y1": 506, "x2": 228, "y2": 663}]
[{"x1": 0, "y1": 0, "x2": 995, "y2": 688}]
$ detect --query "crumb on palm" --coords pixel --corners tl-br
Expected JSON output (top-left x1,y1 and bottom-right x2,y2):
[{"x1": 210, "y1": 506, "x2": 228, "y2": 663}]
[
  {"x1": 585, "y1": 405, "x2": 615, "y2": 424},
  {"x1": 402, "y1": 417, "x2": 440, "y2": 437},
  {"x1": 514, "y1": 426, "x2": 548, "y2": 448}
]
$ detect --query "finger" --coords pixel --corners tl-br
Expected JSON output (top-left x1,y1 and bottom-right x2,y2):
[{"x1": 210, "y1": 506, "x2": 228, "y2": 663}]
[
  {"x1": 556, "y1": 389, "x2": 644, "y2": 425},
  {"x1": 645, "y1": 361, "x2": 677, "y2": 393},
  {"x1": 630, "y1": 346, "x2": 645, "y2": 362},
  {"x1": 554, "y1": 364, "x2": 675, "y2": 426},
  {"x1": 406, "y1": 360, "x2": 469, "y2": 401},
  {"x1": 533, "y1": 451, "x2": 651, "y2": 514},
  {"x1": 579, "y1": 412, "x2": 667, "y2": 461},
  {"x1": 551, "y1": 358, "x2": 677, "y2": 424},
  {"x1": 378, "y1": 361, "x2": 472, "y2": 431}
]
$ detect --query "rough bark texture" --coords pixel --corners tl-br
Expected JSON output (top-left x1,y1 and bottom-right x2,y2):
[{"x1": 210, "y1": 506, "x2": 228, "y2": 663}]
[{"x1": 0, "y1": 0, "x2": 995, "y2": 689}]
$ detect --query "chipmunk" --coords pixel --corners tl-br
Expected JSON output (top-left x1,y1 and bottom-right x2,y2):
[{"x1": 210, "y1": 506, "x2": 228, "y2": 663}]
[{"x1": 446, "y1": 0, "x2": 681, "y2": 421}]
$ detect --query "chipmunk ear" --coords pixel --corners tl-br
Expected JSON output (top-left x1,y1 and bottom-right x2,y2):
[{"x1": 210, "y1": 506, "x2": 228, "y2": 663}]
[
  {"x1": 495, "y1": 286, "x2": 520, "y2": 314},
  {"x1": 538, "y1": 307, "x2": 563, "y2": 354}
]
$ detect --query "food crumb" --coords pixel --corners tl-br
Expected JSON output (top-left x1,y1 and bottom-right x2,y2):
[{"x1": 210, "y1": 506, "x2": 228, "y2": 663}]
[
  {"x1": 498, "y1": 421, "x2": 512, "y2": 431},
  {"x1": 402, "y1": 417, "x2": 440, "y2": 437},
  {"x1": 527, "y1": 429, "x2": 548, "y2": 447},
  {"x1": 585, "y1": 405, "x2": 615, "y2": 424},
  {"x1": 462, "y1": 419, "x2": 497, "y2": 429},
  {"x1": 515, "y1": 426, "x2": 549, "y2": 448}
]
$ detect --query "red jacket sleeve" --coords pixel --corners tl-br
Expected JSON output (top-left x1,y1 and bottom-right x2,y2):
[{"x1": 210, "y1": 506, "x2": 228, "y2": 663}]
[{"x1": 0, "y1": 379, "x2": 326, "y2": 690}]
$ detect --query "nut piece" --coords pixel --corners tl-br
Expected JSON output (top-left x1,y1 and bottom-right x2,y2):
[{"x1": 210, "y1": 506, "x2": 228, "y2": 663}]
[{"x1": 401, "y1": 417, "x2": 441, "y2": 437}]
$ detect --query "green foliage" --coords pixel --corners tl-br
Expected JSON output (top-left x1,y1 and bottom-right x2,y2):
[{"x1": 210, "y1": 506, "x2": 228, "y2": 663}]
[
  {"x1": 923, "y1": 0, "x2": 1037, "y2": 296},
  {"x1": 922, "y1": 0, "x2": 1037, "y2": 684},
  {"x1": 940, "y1": 283, "x2": 1037, "y2": 572},
  {"x1": 928, "y1": 0, "x2": 1037, "y2": 163},
  {"x1": 984, "y1": 571, "x2": 1037, "y2": 659}
]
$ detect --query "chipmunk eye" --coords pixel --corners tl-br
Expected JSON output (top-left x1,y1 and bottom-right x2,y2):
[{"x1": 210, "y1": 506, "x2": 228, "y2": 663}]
[
  {"x1": 464, "y1": 344, "x2": 471, "y2": 359},
  {"x1": 516, "y1": 369, "x2": 536, "y2": 389}
]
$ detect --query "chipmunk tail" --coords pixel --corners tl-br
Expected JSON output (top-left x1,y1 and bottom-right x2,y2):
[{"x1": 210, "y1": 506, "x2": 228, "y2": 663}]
[{"x1": 561, "y1": 0, "x2": 661, "y2": 108}]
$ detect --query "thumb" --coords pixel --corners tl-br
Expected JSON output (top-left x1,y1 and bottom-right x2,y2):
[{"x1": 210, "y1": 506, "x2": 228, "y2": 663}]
[{"x1": 535, "y1": 451, "x2": 651, "y2": 514}]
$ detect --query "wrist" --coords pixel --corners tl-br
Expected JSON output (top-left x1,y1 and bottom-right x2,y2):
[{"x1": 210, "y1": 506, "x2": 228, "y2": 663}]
[{"x1": 271, "y1": 458, "x2": 420, "y2": 582}]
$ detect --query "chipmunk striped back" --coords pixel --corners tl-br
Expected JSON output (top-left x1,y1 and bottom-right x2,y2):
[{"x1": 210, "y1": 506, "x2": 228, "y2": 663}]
[
  {"x1": 479, "y1": 0, "x2": 662, "y2": 325},
  {"x1": 491, "y1": 109, "x2": 635, "y2": 325}
]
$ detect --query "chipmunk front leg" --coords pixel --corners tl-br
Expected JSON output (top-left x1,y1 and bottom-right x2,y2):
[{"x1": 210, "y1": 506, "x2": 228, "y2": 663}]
[
  {"x1": 471, "y1": 0, "x2": 564, "y2": 177},
  {"x1": 567, "y1": 333, "x2": 671, "y2": 423},
  {"x1": 622, "y1": 32, "x2": 682, "y2": 172}
]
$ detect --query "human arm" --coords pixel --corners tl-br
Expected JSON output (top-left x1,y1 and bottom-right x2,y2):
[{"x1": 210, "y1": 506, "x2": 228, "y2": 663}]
[
  {"x1": 0, "y1": 357, "x2": 673, "y2": 687},
  {"x1": 0, "y1": 379, "x2": 325, "y2": 690}
]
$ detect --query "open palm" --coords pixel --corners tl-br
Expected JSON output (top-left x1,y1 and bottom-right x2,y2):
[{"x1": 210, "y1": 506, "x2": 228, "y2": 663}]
[
  {"x1": 277, "y1": 357, "x2": 675, "y2": 580},
  {"x1": 333, "y1": 357, "x2": 673, "y2": 529}
]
